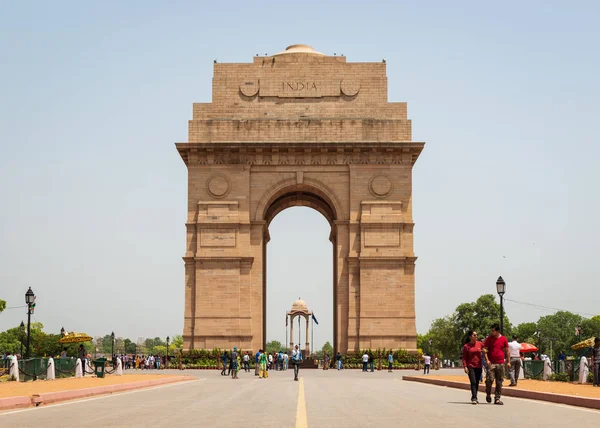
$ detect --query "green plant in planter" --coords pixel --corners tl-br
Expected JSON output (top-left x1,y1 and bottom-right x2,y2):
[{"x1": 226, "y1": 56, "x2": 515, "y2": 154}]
[
  {"x1": 550, "y1": 373, "x2": 569, "y2": 382},
  {"x1": 588, "y1": 372, "x2": 594, "y2": 384}
]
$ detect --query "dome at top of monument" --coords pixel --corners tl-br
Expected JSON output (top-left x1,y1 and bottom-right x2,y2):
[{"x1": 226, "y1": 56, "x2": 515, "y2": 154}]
[
  {"x1": 291, "y1": 298, "x2": 308, "y2": 311},
  {"x1": 273, "y1": 44, "x2": 325, "y2": 56}
]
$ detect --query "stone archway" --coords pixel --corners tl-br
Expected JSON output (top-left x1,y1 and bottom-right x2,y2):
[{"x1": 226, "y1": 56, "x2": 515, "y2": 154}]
[
  {"x1": 259, "y1": 183, "x2": 340, "y2": 352},
  {"x1": 176, "y1": 44, "x2": 424, "y2": 353}
]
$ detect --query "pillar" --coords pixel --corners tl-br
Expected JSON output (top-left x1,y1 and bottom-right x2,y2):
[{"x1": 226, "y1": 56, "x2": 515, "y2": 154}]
[
  {"x1": 305, "y1": 315, "x2": 310, "y2": 356},
  {"x1": 289, "y1": 314, "x2": 295, "y2": 349}
]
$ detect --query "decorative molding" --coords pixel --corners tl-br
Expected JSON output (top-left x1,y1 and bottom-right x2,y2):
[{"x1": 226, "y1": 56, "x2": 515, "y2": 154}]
[{"x1": 177, "y1": 143, "x2": 424, "y2": 167}]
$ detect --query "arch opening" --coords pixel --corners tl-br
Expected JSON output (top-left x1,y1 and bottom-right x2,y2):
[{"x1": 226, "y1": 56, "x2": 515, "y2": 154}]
[{"x1": 262, "y1": 187, "x2": 338, "y2": 357}]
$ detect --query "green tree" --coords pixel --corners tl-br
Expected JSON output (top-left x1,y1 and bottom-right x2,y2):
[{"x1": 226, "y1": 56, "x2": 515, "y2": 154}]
[
  {"x1": 170, "y1": 335, "x2": 184, "y2": 352},
  {"x1": 0, "y1": 299, "x2": 6, "y2": 313},
  {"x1": 453, "y1": 294, "x2": 512, "y2": 340},
  {"x1": 427, "y1": 316, "x2": 461, "y2": 359},
  {"x1": 123, "y1": 338, "x2": 137, "y2": 354},
  {"x1": 144, "y1": 338, "x2": 156, "y2": 350},
  {"x1": 265, "y1": 340, "x2": 283, "y2": 353},
  {"x1": 537, "y1": 311, "x2": 583, "y2": 357},
  {"x1": 152, "y1": 345, "x2": 166, "y2": 356},
  {"x1": 101, "y1": 334, "x2": 114, "y2": 354},
  {"x1": 581, "y1": 315, "x2": 600, "y2": 339},
  {"x1": 513, "y1": 322, "x2": 538, "y2": 344},
  {"x1": 0, "y1": 324, "x2": 25, "y2": 355}
]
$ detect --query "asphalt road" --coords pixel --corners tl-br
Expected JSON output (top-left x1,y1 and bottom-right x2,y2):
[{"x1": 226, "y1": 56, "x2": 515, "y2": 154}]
[{"x1": 1, "y1": 369, "x2": 598, "y2": 427}]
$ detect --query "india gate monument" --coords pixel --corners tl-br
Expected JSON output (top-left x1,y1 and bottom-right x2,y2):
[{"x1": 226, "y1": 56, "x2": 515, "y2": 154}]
[{"x1": 176, "y1": 44, "x2": 424, "y2": 354}]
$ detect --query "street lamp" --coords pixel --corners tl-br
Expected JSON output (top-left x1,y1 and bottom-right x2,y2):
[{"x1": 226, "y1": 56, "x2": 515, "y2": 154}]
[
  {"x1": 496, "y1": 276, "x2": 506, "y2": 335},
  {"x1": 166, "y1": 336, "x2": 170, "y2": 370},
  {"x1": 575, "y1": 323, "x2": 582, "y2": 337},
  {"x1": 19, "y1": 321, "x2": 25, "y2": 357},
  {"x1": 111, "y1": 331, "x2": 115, "y2": 359},
  {"x1": 537, "y1": 329, "x2": 541, "y2": 354},
  {"x1": 25, "y1": 287, "x2": 35, "y2": 359}
]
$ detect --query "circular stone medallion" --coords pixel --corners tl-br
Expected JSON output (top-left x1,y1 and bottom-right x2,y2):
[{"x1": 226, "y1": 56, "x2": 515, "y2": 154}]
[
  {"x1": 239, "y1": 80, "x2": 259, "y2": 97},
  {"x1": 207, "y1": 174, "x2": 231, "y2": 198},
  {"x1": 340, "y1": 80, "x2": 360, "y2": 97},
  {"x1": 369, "y1": 174, "x2": 393, "y2": 198}
]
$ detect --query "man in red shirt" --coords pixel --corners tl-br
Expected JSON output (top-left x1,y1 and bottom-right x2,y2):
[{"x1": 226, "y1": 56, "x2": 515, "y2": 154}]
[{"x1": 483, "y1": 323, "x2": 510, "y2": 405}]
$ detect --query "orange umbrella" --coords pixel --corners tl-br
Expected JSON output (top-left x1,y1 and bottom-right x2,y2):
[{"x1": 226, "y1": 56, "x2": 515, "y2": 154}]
[{"x1": 520, "y1": 342, "x2": 538, "y2": 353}]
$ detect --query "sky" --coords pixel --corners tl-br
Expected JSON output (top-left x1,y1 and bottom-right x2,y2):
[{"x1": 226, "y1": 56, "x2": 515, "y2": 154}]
[{"x1": 1, "y1": 1, "x2": 599, "y2": 350}]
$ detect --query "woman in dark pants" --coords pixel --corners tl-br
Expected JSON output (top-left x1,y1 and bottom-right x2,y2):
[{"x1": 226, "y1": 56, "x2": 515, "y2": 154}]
[{"x1": 462, "y1": 330, "x2": 484, "y2": 404}]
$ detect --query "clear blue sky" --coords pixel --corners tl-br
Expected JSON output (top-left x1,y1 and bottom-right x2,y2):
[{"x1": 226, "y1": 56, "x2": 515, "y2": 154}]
[{"x1": 1, "y1": 1, "x2": 599, "y2": 349}]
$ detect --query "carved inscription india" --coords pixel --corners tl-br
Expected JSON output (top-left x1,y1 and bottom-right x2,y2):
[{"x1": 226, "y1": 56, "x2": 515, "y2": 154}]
[{"x1": 259, "y1": 78, "x2": 340, "y2": 98}]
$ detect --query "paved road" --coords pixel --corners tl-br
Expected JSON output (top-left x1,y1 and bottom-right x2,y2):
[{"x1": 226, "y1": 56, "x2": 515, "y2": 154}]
[{"x1": 1, "y1": 369, "x2": 598, "y2": 427}]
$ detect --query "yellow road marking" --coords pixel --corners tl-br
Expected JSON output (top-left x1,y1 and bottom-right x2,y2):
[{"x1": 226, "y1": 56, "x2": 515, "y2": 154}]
[{"x1": 295, "y1": 377, "x2": 308, "y2": 428}]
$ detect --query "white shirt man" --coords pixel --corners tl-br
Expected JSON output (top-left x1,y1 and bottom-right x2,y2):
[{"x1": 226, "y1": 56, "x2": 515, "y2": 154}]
[
  {"x1": 291, "y1": 346, "x2": 302, "y2": 381},
  {"x1": 508, "y1": 336, "x2": 523, "y2": 386},
  {"x1": 362, "y1": 353, "x2": 369, "y2": 372}
]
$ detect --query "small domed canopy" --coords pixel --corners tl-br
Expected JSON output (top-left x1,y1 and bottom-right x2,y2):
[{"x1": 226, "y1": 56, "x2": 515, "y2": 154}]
[
  {"x1": 273, "y1": 44, "x2": 325, "y2": 56},
  {"x1": 292, "y1": 298, "x2": 308, "y2": 311},
  {"x1": 288, "y1": 297, "x2": 312, "y2": 316}
]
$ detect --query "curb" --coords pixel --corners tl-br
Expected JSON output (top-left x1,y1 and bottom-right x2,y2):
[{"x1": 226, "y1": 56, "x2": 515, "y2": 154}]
[
  {"x1": 1, "y1": 376, "x2": 194, "y2": 411},
  {"x1": 402, "y1": 376, "x2": 600, "y2": 411},
  {"x1": 0, "y1": 396, "x2": 32, "y2": 411}
]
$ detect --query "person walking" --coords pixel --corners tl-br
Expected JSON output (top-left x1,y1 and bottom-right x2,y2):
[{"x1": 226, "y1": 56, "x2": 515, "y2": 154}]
[
  {"x1": 423, "y1": 354, "x2": 431, "y2": 374},
  {"x1": 255, "y1": 349, "x2": 260, "y2": 376},
  {"x1": 322, "y1": 351, "x2": 328, "y2": 370},
  {"x1": 592, "y1": 337, "x2": 600, "y2": 387},
  {"x1": 462, "y1": 330, "x2": 484, "y2": 404},
  {"x1": 388, "y1": 351, "x2": 394, "y2": 373},
  {"x1": 336, "y1": 352, "x2": 343, "y2": 370},
  {"x1": 259, "y1": 350, "x2": 268, "y2": 379},
  {"x1": 221, "y1": 351, "x2": 229, "y2": 376},
  {"x1": 483, "y1": 323, "x2": 510, "y2": 405},
  {"x1": 508, "y1": 335, "x2": 523, "y2": 386},
  {"x1": 292, "y1": 345, "x2": 303, "y2": 381},
  {"x1": 284, "y1": 352, "x2": 289, "y2": 370},
  {"x1": 78, "y1": 345, "x2": 87, "y2": 377},
  {"x1": 231, "y1": 348, "x2": 239, "y2": 379},
  {"x1": 369, "y1": 352, "x2": 375, "y2": 372},
  {"x1": 243, "y1": 352, "x2": 250, "y2": 372},
  {"x1": 362, "y1": 352, "x2": 369, "y2": 372}
]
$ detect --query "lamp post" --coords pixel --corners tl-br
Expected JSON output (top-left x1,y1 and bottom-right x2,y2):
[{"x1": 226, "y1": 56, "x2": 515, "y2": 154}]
[
  {"x1": 575, "y1": 323, "x2": 582, "y2": 337},
  {"x1": 537, "y1": 329, "x2": 541, "y2": 354},
  {"x1": 19, "y1": 321, "x2": 25, "y2": 357},
  {"x1": 496, "y1": 276, "x2": 506, "y2": 335},
  {"x1": 111, "y1": 331, "x2": 115, "y2": 359},
  {"x1": 166, "y1": 336, "x2": 170, "y2": 370},
  {"x1": 25, "y1": 287, "x2": 35, "y2": 359}
]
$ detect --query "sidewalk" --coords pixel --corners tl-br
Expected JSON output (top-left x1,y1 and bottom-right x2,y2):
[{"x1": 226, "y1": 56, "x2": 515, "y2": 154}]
[
  {"x1": 0, "y1": 373, "x2": 193, "y2": 410},
  {"x1": 403, "y1": 374, "x2": 600, "y2": 410}
]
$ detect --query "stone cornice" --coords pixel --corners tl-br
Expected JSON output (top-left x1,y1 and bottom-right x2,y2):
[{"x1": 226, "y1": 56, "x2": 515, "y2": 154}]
[
  {"x1": 347, "y1": 256, "x2": 418, "y2": 264},
  {"x1": 193, "y1": 257, "x2": 254, "y2": 264},
  {"x1": 176, "y1": 142, "x2": 424, "y2": 166}
]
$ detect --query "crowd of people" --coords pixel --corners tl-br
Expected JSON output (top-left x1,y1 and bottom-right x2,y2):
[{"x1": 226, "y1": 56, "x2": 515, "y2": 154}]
[{"x1": 220, "y1": 345, "x2": 304, "y2": 381}]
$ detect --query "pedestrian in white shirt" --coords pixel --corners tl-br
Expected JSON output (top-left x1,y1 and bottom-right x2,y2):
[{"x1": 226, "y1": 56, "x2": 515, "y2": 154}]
[
  {"x1": 362, "y1": 352, "x2": 369, "y2": 372},
  {"x1": 508, "y1": 335, "x2": 523, "y2": 386}
]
